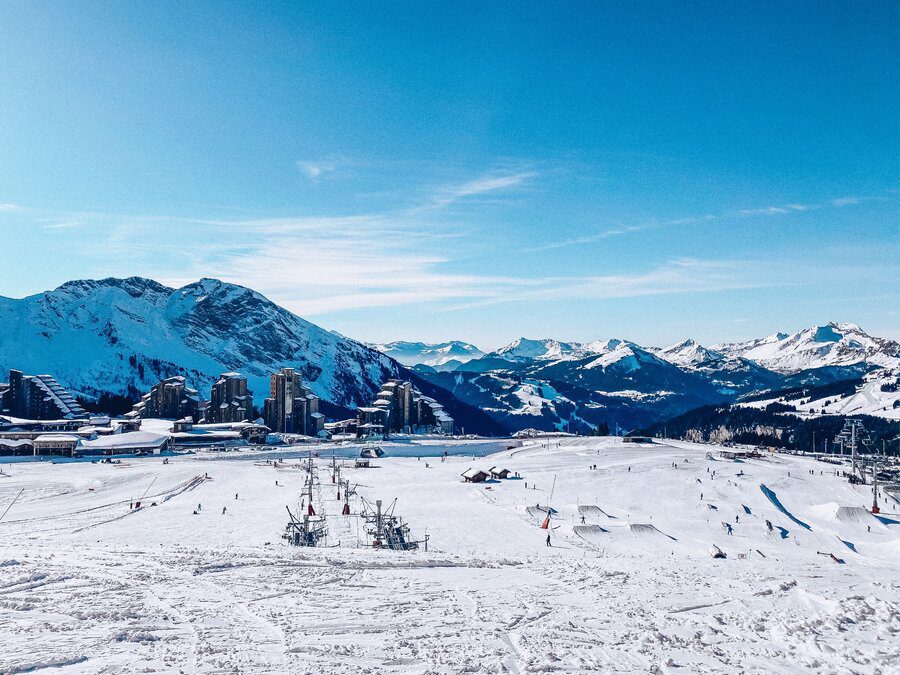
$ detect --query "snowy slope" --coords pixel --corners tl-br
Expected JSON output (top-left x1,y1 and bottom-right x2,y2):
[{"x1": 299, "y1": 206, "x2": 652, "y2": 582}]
[
  {"x1": 715, "y1": 322, "x2": 900, "y2": 374},
  {"x1": 373, "y1": 340, "x2": 484, "y2": 370},
  {"x1": 1, "y1": 438, "x2": 897, "y2": 673},
  {"x1": 738, "y1": 368, "x2": 900, "y2": 420},
  {"x1": 0, "y1": 277, "x2": 402, "y2": 410}
]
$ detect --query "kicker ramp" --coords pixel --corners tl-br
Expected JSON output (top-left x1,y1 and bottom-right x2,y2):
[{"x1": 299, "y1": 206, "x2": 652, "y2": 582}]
[
  {"x1": 629, "y1": 523, "x2": 677, "y2": 540},
  {"x1": 573, "y1": 524, "x2": 608, "y2": 546}
]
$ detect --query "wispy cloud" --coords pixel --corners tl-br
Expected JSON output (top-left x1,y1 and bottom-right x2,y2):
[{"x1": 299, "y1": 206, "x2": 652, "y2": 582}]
[
  {"x1": 296, "y1": 159, "x2": 339, "y2": 180},
  {"x1": 42, "y1": 221, "x2": 82, "y2": 230},
  {"x1": 525, "y1": 192, "x2": 872, "y2": 253},
  {"x1": 737, "y1": 203, "x2": 812, "y2": 217},
  {"x1": 831, "y1": 196, "x2": 860, "y2": 207},
  {"x1": 0, "y1": 203, "x2": 23, "y2": 212},
  {"x1": 429, "y1": 169, "x2": 536, "y2": 208},
  {"x1": 443, "y1": 258, "x2": 783, "y2": 311}
]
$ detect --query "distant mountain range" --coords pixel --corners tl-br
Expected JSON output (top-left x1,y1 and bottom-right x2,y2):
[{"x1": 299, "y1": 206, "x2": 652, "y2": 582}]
[
  {"x1": 1, "y1": 277, "x2": 896, "y2": 436},
  {"x1": 372, "y1": 340, "x2": 484, "y2": 371},
  {"x1": 406, "y1": 324, "x2": 899, "y2": 433}
]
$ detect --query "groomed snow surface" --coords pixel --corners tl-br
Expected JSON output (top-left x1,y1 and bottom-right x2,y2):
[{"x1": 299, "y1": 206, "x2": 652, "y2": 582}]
[{"x1": 1, "y1": 438, "x2": 898, "y2": 674}]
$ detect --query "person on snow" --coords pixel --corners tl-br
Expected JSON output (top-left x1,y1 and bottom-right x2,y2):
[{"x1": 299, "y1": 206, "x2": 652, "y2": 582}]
[
  {"x1": 581, "y1": 515, "x2": 586, "y2": 524},
  {"x1": 546, "y1": 533, "x2": 552, "y2": 547},
  {"x1": 235, "y1": 493, "x2": 238, "y2": 500},
  {"x1": 197, "y1": 503, "x2": 202, "y2": 511},
  {"x1": 222, "y1": 506, "x2": 227, "y2": 515}
]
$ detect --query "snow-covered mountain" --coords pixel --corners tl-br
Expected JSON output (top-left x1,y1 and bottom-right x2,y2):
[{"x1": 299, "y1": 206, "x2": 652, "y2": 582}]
[
  {"x1": 656, "y1": 339, "x2": 724, "y2": 367},
  {"x1": 0, "y1": 277, "x2": 403, "y2": 413},
  {"x1": 418, "y1": 339, "x2": 729, "y2": 433},
  {"x1": 495, "y1": 338, "x2": 580, "y2": 362},
  {"x1": 715, "y1": 322, "x2": 900, "y2": 374},
  {"x1": 654, "y1": 339, "x2": 784, "y2": 396},
  {"x1": 420, "y1": 324, "x2": 898, "y2": 433},
  {"x1": 373, "y1": 340, "x2": 483, "y2": 371}
]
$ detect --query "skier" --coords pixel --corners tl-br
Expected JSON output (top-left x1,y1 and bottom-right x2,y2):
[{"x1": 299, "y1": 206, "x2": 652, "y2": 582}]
[
  {"x1": 222, "y1": 506, "x2": 227, "y2": 515},
  {"x1": 735, "y1": 514, "x2": 740, "y2": 523},
  {"x1": 197, "y1": 503, "x2": 202, "y2": 511},
  {"x1": 235, "y1": 493, "x2": 238, "y2": 500},
  {"x1": 581, "y1": 515, "x2": 586, "y2": 524},
  {"x1": 546, "y1": 533, "x2": 551, "y2": 547}
]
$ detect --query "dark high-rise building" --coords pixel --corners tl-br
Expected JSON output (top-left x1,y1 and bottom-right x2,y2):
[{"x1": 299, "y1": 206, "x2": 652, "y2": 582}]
[
  {"x1": 206, "y1": 372, "x2": 253, "y2": 423},
  {"x1": 4, "y1": 369, "x2": 88, "y2": 420},
  {"x1": 357, "y1": 379, "x2": 452, "y2": 437},
  {"x1": 133, "y1": 376, "x2": 203, "y2": 421},
  {"x1": 263, "y1": 367, "x2": 323, "y2": 436}
]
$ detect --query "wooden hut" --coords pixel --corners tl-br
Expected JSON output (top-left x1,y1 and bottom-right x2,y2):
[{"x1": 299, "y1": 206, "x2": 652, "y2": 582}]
[{"x1": 461, "y1": 468, "x2": 489, "y2": 483}]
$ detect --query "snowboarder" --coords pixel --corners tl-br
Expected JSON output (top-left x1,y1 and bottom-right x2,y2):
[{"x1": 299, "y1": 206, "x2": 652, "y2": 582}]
[
  {"x1": 766, "y1": 519, "x2": 773, "y2": 531},
  {"x1": 546, "y1": 533, "x2": 551, "y2": 547},
  {"x1": 222, "y1": 506, "x2": 227, "y2": 515},
  {"x1": 197, "y1": 503, "x2": 202, "y2": 511},
  {"x1": 235, "y1": 493, "x2": 238, "y2": 500},
  {"x1": 581, "y1": 515, "x2": 586, "y2": 524},
  {"x1": 735, "y1": 515, "x2": 740, "y2": 523}
]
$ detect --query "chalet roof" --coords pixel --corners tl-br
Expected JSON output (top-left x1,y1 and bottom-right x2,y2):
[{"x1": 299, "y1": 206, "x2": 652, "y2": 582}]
[
  {"x1": 461, "y1": 467, "x2": 488, "y2": 479},
  {"x1": 34, "y1": 434, "x2": 80, "y2": 443},
  {"x1": 80, "y1": 431, "x2": 168, "y2": 451}
]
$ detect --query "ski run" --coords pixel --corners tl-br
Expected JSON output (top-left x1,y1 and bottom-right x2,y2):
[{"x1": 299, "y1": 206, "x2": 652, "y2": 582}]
[{"x1": 1, "y1": 437, "x2": 898, "y2": 674}]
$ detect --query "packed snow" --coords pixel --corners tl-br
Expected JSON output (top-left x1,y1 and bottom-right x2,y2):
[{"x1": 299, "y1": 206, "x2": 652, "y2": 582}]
[{"x1": 1, "y1": 438, "x2": 898, "y2": 673}]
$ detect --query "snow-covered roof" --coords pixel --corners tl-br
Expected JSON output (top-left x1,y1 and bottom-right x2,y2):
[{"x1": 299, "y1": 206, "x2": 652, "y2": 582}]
[
  {"x1": 461, "y1": 468, "x2": 488, "y2": 478},
  {"x1": 0, "y1": 438, "x2": 33, "y2": 447},
  {"x1": 34, "y1": 434, "x2": 80, "y2": 443},
  {"x1": 80, "y1": 431, "x2": 169, "y2": 450}
]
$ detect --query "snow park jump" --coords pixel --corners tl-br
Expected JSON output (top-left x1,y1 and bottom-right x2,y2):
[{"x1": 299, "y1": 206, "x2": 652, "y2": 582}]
[{"x1": 759, "y1": 484, "x2": 812, "y2": 531}]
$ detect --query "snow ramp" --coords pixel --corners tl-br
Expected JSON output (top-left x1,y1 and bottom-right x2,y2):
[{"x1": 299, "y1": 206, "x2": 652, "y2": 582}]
[
  {"x1": 835, "y1": 506, "x2": 878, "y2": 525},
  {"x1": 526, "y1": 506, "x2": 557, "y2": 520},
  {"x1": 578, "y1": 505, "x2": 615, "y2": 519},
  {"x1": 573, "y1": 524, "x2": 608, "y2": 547},
  {"x1": 629, "y1": 523, "x2": 677, "y2": 541},
  {"x1": 759, "y1": 484, "x2": 811, "y2": 531}
]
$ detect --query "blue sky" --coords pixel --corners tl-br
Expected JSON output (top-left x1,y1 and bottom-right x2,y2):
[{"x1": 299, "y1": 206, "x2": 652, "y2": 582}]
[{"x1": 1, "y1": 1, "x2": 897, "y2": 349}]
